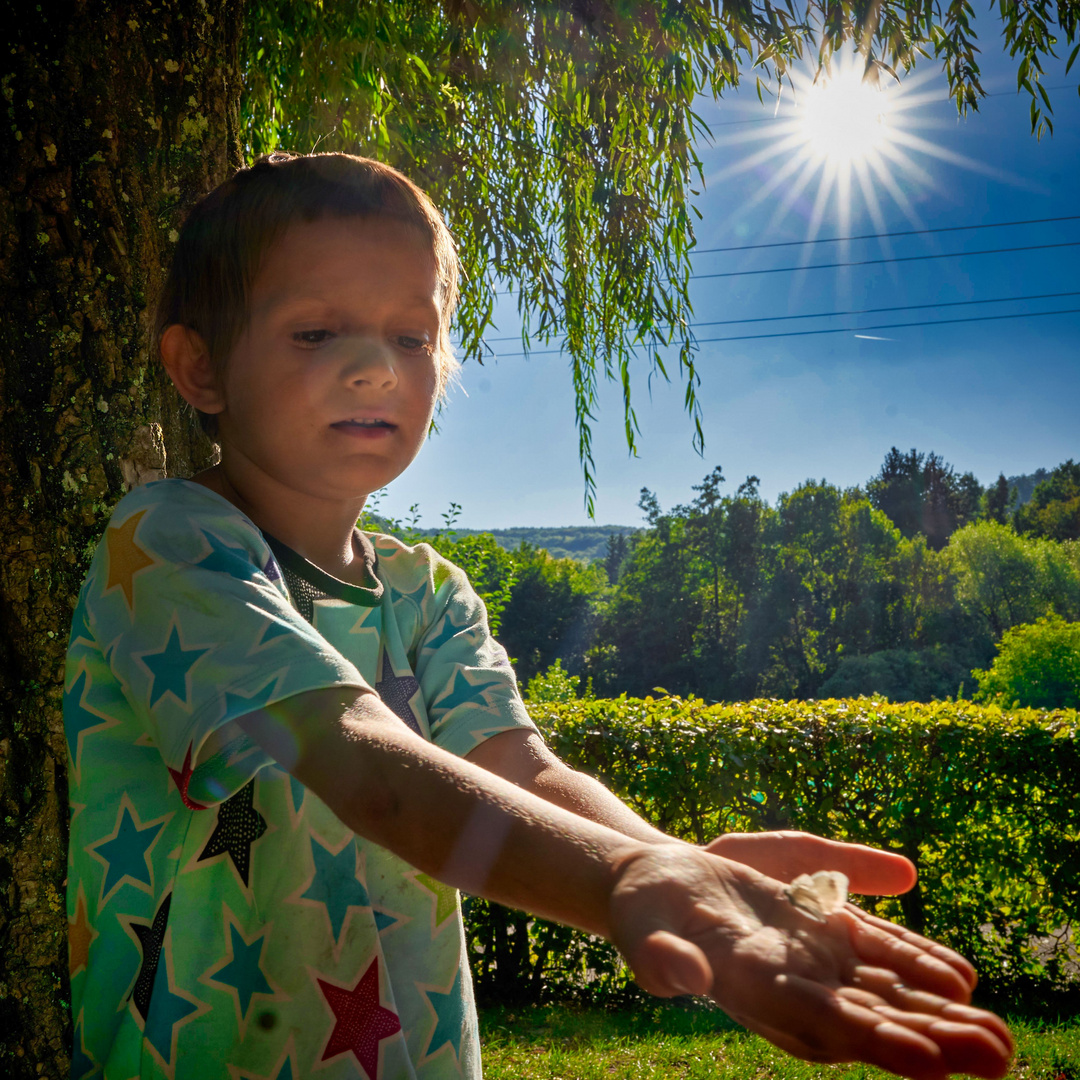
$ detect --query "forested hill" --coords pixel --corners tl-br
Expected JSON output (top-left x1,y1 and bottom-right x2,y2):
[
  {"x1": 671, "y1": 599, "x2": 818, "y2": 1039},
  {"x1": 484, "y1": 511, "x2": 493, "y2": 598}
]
[
  {"x1": 366, "y1": 462, "x2": 1064, "y2": 562},
  {"x1": 1008, "y1": 469, "x2": 1051, "y2": 506},
  {"x1": 376, "y1": 523, "x2": 639, "y2": 562}
]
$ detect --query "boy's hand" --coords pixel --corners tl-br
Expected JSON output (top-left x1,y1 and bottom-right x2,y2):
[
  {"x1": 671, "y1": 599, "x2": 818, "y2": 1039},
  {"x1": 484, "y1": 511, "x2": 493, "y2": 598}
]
[
  {"x1": 609, "y1": 845, "x2": 1013, "y2": 1080},
  {"x1": 704, "y1": 830, "x2": 917, "y2": 896},
  {"x1": 704, "y1": 830, "x2": 980, "y2": 994}
]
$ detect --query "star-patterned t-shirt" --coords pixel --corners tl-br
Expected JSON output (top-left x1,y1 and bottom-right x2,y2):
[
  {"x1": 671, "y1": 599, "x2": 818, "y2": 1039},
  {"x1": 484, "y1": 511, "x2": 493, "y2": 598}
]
[{"x1": 65, "y1": 479, "x2": 537, "y2": 1080}]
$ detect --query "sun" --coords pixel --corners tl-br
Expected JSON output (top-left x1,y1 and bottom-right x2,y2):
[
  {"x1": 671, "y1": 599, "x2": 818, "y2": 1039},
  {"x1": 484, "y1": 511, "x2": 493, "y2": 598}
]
[{"x1": 797, "y1": 64, "x2": 894, "y2": 168}]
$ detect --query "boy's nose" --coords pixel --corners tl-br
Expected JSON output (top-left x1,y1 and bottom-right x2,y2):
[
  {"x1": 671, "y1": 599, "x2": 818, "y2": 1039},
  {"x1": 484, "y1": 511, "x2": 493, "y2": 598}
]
[{"x1": 344, "y1": 337, "x2": 398, "y2": 391}]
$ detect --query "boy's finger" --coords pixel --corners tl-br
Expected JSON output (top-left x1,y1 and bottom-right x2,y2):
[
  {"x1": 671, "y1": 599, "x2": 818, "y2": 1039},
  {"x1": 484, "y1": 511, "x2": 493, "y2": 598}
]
[
  {"x1": 626, "y1": 928, "x2": 712, "y2": 998},
  {"x1": 755, "y1": 974, "x2": 951, "y2": 1080},
  {"x1": 849, "y1": 907, "x2": 978, "y2": 991},
  {"x1": 765, "y1": 975, "x2": 1010, "y2": 1080},
  {"x1": 844, "y1": 911, "x2": 974, "y2": 1002},
  {"x1": 705, "y1": 832, "x2": 917, "y2": 895},
  {"x1": 853, "y1": 1004, "x2": 1012, "y2": 1079},
  {"x1": 844, "y1": 965, "x2": 1014, "y2": 1053}
]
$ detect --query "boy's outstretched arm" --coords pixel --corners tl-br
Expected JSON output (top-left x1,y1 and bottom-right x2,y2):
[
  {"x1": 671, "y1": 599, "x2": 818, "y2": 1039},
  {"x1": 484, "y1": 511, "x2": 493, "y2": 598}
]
[
  {"x1": 467, "y1": 729, "x2": 981, "y2": 998},
  {"x1": 238, "y1": 687, "x2": 1012, "y2": 1080},
  {"x1": 467, "y1": 729, "x2": 921, "y2": 894}
]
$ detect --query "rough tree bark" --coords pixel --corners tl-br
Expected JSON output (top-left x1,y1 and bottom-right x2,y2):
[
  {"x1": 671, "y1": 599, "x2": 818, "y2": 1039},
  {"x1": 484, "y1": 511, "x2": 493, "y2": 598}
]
[{"x1": 0, "y1": 2, "x2": 245, "y2": 1074}]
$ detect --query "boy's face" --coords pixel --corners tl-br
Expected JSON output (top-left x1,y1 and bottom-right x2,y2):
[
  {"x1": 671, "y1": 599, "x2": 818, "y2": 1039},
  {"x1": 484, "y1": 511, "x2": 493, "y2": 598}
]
[{"x1": 215, "y1": 215, "x2": 443, "y2": 506}]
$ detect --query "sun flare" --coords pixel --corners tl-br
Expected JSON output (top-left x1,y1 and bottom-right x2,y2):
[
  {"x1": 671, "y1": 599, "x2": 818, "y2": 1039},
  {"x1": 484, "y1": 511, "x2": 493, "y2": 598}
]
[
  {"x1": 797, "y1": 64, "x2": 894, "y2": 167},
  {"x1": 710, "y1": 50, "x2": 988, "y2": 243}
]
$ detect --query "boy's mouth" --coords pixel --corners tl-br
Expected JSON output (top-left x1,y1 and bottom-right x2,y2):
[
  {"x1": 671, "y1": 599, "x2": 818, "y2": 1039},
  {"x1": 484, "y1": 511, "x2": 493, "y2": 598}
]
[
  {"x1": 331, "y1": 417, "x2": 398, "y2": 440},
  {"x1": 331, "y1": 418, "x2": 396, "y2": 431}
]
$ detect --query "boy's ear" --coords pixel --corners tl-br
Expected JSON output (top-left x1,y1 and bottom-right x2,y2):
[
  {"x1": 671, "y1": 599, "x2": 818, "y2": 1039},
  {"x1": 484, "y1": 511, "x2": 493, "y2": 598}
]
[{"x1": 159, "y1": 325, "x2": 225, "y2": 417}]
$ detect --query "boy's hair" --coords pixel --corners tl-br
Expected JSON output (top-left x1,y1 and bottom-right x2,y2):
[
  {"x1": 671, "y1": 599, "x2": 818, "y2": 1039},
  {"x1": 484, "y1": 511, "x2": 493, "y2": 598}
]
[{"x1": 155, "y1": 152, "x2": 460, "y2": 437}]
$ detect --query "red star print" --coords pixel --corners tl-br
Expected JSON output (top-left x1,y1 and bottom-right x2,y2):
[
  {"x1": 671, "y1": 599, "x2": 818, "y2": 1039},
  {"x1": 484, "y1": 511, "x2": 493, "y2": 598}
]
[
  {"x1": 318, "y1": 957, "x2": 401, "y2": 1077},
  {"x1": 167, "y1": 744, "x2": 207, "y2": 810}
]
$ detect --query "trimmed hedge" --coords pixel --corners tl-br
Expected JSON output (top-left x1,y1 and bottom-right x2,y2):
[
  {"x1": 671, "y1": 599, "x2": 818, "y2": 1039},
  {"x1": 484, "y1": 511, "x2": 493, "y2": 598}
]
[{"x1": 466, "y1": 696, "x2": 1080, "y2": 1012}]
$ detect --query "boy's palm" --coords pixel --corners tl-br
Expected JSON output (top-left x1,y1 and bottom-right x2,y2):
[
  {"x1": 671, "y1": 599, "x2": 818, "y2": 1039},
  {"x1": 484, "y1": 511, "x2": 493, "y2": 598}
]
[{"x1": 610, "y1": 846, "x2": 1013, "y2": 1080}]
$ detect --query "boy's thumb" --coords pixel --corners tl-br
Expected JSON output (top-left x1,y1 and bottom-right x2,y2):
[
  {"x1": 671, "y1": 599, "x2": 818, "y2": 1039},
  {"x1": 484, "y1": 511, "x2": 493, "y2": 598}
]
[{"x1": 628, "y1": 929, "x2": 712, "y2": 999}]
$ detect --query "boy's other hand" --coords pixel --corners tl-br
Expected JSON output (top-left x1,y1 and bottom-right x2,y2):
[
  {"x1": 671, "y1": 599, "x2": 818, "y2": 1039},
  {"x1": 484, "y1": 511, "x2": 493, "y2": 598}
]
[{"x1": 609, "y1": 845, "x2": 1013, "y2": 1080}]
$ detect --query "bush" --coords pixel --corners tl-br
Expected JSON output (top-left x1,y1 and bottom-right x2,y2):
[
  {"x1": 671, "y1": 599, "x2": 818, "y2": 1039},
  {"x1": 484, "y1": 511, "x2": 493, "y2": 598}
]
[
  {"x1": 467, "y1": 696, "x2": 1080, "y2": 1012},
  {"x1": 818, "y1": 647, "x2": 969, "y2": 701},
  {"x1": 974, "y1": 617, "x2": 1080, "y2": 709},
  {"x1": 525, "y1": 658, "x2": 584, "y2": 703}
]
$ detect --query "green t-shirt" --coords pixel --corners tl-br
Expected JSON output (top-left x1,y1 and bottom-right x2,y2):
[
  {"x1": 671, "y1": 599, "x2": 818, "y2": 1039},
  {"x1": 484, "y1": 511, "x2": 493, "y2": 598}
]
[{"x1": 65, "y1": 479, "x2": 535, "y2": 1080}]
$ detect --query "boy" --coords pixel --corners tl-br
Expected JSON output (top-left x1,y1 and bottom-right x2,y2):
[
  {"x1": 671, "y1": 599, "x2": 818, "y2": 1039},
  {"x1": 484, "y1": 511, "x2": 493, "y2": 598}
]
[{"x1": 65, "y1": 152, "x2": 1011, "y2": 1080}]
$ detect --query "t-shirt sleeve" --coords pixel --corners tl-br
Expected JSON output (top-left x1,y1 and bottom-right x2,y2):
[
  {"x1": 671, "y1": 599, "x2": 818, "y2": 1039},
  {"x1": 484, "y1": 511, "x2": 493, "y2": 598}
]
[
  {"x1": 82, "y1": 482, "x2": 371, "y2": 807},
  {"x1": 411, "y1": 548, "x2": 536, "y2": 759}
]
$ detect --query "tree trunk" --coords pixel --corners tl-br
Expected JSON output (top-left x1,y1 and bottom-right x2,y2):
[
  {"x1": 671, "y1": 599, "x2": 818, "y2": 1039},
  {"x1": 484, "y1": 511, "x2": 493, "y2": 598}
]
[{"x1": 0, "y1": 2, "x2": 244, "y2": 1074}]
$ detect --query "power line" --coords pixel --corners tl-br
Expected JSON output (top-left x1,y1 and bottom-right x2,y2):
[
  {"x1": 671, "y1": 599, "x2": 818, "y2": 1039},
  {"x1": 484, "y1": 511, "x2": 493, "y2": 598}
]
[
  {"x1": 691, "y1": 215, "x2": 1080, "y2": 254},
  {"x1": 689, "y1": 306, "x2": 1080, "y2": 343},
  {"x1": 689, "y1": 290, "x2": 1080, "y2": 328},
  {"x1": 693, "y1": 240, "x2": 1080, "y2": 280},
  {"x1": 475, "y1": 290, "x2": 1080, "y2": 343},
  {"x1": 484, "y1": 307, "x2": 1080, "y2": 355},
  {"x1": 492, "y1": 236, "x2": 1080, "y2": 297}
]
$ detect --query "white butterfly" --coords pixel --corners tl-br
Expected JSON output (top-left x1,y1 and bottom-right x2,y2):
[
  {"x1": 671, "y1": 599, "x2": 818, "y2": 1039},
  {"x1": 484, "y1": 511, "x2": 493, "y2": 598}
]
[{"x1": 784, "y1": 871, "x2": 849, "y2": 923}]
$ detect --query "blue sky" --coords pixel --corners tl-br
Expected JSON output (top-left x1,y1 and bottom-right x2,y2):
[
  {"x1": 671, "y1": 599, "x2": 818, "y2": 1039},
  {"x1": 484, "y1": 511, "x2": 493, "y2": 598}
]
[{"x1": 380, "y1": 37, "x2": 1079, "y2": 530}]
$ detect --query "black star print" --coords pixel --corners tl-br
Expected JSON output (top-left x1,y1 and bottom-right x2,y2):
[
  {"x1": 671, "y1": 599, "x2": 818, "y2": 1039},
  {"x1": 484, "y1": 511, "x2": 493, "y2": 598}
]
[
  {"x1": 376, "y1": 651, "x2": 421, "y2": 734},
  {"x1": 197, "y1": 780, "x2": 267, "y2": 886},
  {"x1": 129, "y1": 893, "x2": 171, "y2": 1020}
]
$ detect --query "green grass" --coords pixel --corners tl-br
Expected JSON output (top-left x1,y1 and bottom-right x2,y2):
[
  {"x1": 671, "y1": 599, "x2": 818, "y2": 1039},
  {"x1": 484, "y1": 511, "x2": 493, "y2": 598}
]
[{"x1": 478, "y1": 1004, "x2": 1080, "y2": 1079}]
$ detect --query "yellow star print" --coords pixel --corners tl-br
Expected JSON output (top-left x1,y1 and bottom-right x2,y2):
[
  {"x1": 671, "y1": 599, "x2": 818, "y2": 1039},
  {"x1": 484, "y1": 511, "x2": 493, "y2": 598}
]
[
  {"x1": 415, "y1": 872, "x2": 459, "y2": 931},
  {"x1": 69, "y1": 885, "x2": 97, "y2": 978},
  {"x1": 104, "y1": 509, "x2": 156, "y2": 611}
]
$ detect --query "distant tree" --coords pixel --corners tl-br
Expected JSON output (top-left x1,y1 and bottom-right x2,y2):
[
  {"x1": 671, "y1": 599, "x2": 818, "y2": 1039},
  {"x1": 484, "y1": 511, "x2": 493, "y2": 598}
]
[
  {"x1": 983, "y1": 473, "x2": 1017, "y2": 525},
  {"x1": 1008, "y1": 468, "x2": 1052, "y2": 506},
  {"x1": 973, "y1": 616, "x2": 1080, "y2": 710},
  {"x1": 954, "y1": 470, "x2": 984, "y2": 530},
  {"x1": 603, "y1": 531, "x2": 630, "y2": 584},
  {"x1": 869, "y1": 448, "x2": 924, "y2": 538},
  {"x1": 588, "y1": 488, "x2": 702, "y2": 696},
  {"x1": 687, "y1": 466, "x2": 727, "y2": 641},
  {"x1": 868, "y1": 447, "x2": 982, "y2": 549},
  {"x1": 1013, "y1": 460, "x2": 1080, "y2": 541},
  {"x1": 758, "y1": 481, "x2": 847, "y2": 696},
  {"x1": 757, "y1": 483, "x2": 908, "y2": 696},
  {"x1": 722, "y1": 477, "x2": 767, "y2": 657},
  {"x1": 946, "y1": 521, "x2": 1080, "y2": 639},
  {"x1": 496, "y1": 545, "x2": 605, "y2": 685}
]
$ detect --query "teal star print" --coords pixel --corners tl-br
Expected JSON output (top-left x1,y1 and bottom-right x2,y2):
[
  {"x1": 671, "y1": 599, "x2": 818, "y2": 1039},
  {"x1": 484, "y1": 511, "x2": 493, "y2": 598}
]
[
  {"x1": 419, "y1": 613, "x2": 465, "y2": 654},
  {"x1": 141, "y1": 623, "x2": 210, "y2": 709},
  {"x1": 65, "y1": 666, "x2": 113, "y2": 770},
  {"x1": 425, "y1": 968, "x2": 465, "y2": 1060},
  {"x1": 301, "y1": 837, "x2": 370, "y2": 943},
  {"x1": 197, "y1": 529, "x2": 260, "y2": 579},
  {"x1": 90, "y1": 803, "x2": 164, "y2": 901},
  {"x1": 70, "y1": 1017, "x2": 100, "y2": 1079},
  {"x1": 143, "y1": 949, "x2": 200, "y2": 1065},
  {"x1": 211, "y1": 923, "x2": 274, "y2": 1021},
  {"x1": 223, "y1": 676, "x2": 281, "y2": 720},
  {"x1": 436, "y1": 666, "x2": 503, "y2": 713}
]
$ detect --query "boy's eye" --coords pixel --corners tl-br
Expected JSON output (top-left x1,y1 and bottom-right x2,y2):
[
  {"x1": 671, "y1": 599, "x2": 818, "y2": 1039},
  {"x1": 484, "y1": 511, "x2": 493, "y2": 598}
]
[
  {"x1": 395, "y1": 335, "x2": 434, "y2": 355},
  {"x1": 293, "y1": 329, "x2": 335, "y2": 347}
]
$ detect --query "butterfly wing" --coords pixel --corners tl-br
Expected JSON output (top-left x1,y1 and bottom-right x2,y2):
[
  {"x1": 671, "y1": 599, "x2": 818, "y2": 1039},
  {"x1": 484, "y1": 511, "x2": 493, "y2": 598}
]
[
  {"x1": 810, "y1": 870, "x2": 849, "y2": 914},
  {"x1": 784, "y1": 871, "x2": 849, "y2": 922}
]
